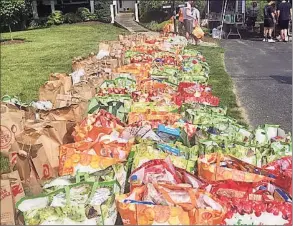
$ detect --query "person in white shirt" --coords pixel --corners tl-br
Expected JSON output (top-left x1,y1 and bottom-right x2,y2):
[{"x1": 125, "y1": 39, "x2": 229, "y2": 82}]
[
  {"x1": 191, "y1": 3, "x2": 201, "y2": 44},
  {"x1": 192, "y1": 5, "x2": 200, "y2": 27},
  {"x1": 183, "y1": 1, "x2": 195, "y2": 41}
]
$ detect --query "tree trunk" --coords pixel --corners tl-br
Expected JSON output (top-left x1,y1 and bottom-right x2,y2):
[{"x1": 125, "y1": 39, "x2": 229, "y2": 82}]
[
  {"x1": 9, "y1": 25, "x2": 13, "y2": 40},
  {"x1": 32, "y1": 0, "x2": 39, "y2": 19}
]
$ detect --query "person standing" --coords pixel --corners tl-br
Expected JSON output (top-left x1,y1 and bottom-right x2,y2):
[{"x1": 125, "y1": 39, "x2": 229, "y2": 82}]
[
  {"x1": 263, "y1": 0, "x2": 276, "y2": 42},
  {"x1": 246, "y1": 1, "x2": 259, "y2": 32},
  {"x1": 192, "y1": 3, "x2": 201, "y2": 44},
  {"x1": 277, "y1": 0, "x2": 292, "y2": 42},
  {"x1": 178, "y1": 7, "x2": 185, "y2": 36},
  {"x1": 183, "y1": 1, "x2": 195, "y2": 42}
]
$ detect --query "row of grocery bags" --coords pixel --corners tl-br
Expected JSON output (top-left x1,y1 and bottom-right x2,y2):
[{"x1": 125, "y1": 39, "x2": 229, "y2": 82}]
[{"x1": 0, "y1": 33, "x2": 292, "y2": 225}]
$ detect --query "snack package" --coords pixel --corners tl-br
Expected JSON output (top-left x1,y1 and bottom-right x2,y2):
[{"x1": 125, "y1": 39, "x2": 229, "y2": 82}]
[
  {"x1": 16, "y1": 181, "x2": 120, "y2": 225},
  {"x1": 73, "y1": 109, "x2": 125, "y2": 142},
  {"x1": 222, "y1": 198, "x2": 292, "y2": 225},
  {"x1": 129, "y1": 144, "x2": 195, "y2": 173},
  {"x1": 58, "y1": 141, "x2": 122, "y2": 176},
  {"x1": 121, "y1": 125, "x2": 163, "y2": 142},
  {"x1": 87, "y1": 96, "x2": 131, "y2": 122},
  {"x1": 129, "y1": 158, "x2": 205, "y2": 190},
  {"x1": 198, "y1": 153, "x2": 275, "y2": 183},
  {"x1": 128, "y1": 112, "x2": 181, "y2": 126},
  {"x1": 116, "y1": 184, "x2": 226, "y2": 225}
]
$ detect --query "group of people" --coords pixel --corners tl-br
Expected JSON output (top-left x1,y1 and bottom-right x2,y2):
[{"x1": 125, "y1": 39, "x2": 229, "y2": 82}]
[
  {"x1": 247, "y1": 0, "x2": 292, "y2": 43},
  {"x1": 177, "y1": 1, "x2": 202, "y2": 44}
]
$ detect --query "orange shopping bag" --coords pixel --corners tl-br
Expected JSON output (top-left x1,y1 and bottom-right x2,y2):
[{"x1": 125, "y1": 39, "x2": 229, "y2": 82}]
[{"x1": 192, "y1": 26, "x2": 205, "y2": 39}]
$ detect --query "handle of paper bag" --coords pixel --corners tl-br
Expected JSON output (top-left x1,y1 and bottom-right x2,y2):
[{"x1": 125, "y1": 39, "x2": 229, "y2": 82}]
[{"x1": 154, "y1": 184, "x2": 197, "y2": 210}]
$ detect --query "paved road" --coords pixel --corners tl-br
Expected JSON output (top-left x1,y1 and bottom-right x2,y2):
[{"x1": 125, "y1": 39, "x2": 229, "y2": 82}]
[{"x1": 221, "y1": 39, "x2": 292, "y2": 132}]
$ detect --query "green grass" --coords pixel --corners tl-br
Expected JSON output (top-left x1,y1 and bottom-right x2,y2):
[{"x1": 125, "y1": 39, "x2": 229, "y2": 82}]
[
  {"x1": 188, "y1": 45, "x2": 247, "y2": 126},
  {"x1": 1, "y1": 22, "x2": 127, "y2": 102}
]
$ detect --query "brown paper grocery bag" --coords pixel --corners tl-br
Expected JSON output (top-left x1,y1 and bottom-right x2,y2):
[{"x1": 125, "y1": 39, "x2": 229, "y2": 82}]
[
  {"x1": 71, "y1": 81, "x2": 96, "y2": 100},
  {"x1": 0, "y1": 103, "x2": 25, "y2": 153},
  {"x1": 1, "y1": 171, "x2": 25, "y2": 204},
  {"x1": 13, "y1": 129, "x2": 56, "y2": 180},
  {"x1": 99, "y1": 42, "x2": 110, "y2": 52},
  {"x1": 55, "y1": 94, "x2": 80, "y2": 109},
  {"x1": 49, "y1": 73, "x2": 72, "y2": 94},
  {"x1": 23, "y1": 121, "x2": 68, "y2": 170},
  {"x1": 38, "y1": 80, "x2": 64, "y2": 105},
  {"x1": 8, "y1": 150, "x2": 43, "y2": 196},
  {"x1": 39, "y1": 101, "x2": 88, "y2": 123},
  {"x1": 0, "y1": 180, "x2": 15, "y2": 225}
]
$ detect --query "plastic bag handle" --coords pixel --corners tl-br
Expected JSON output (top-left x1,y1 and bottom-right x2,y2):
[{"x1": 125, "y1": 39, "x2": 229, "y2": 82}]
[{"x1": 154, "y1": 184, "x2": 197, "y2": 210}]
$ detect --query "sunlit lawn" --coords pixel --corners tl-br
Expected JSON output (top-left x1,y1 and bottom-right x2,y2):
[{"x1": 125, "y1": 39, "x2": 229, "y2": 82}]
[{"x1": 1, "y1": 22, "x2": 127, "y2": 102}]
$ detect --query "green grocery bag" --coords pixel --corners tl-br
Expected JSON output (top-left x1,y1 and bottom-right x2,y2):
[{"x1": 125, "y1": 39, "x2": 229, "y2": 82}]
[
  {"x1": 16, "y1": 180, "x2": 120, "y2": 225},
  {"x1": 128, "y1": 143, "x2": 196, "y2": 174},
  {"x1": 87, "y1": 95, "x2": 131, "y2": 122},
  {"x1": 43, "y1": 163, "x2": 127, "y2": 194},
  {"x1": 100, "y1": 77, "x2": 136, "y2": 92}
]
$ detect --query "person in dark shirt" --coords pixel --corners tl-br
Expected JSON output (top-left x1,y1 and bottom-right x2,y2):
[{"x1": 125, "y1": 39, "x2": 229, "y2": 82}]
[
  {"x1": 263, "y1": 0, "x2": 276, "y2": 42},
  {"x1": 277, "y1": 0, "x2": 292, "y2": 41}
]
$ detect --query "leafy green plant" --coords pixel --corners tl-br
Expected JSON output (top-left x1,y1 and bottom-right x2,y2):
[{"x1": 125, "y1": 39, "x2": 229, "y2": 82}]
[
  {"x1": 95, "y1": 0, "x2": 111, "y2": 23},
  {"x1": 47, "y1": 10, "x2": 64, "y2": 26},
  {"x1": 76, "y1": 7, "x2": 91, "y2": 21},
  {"x1": 144, "y1": 20, "x2": 169, "y2": 32},
  {"x1": 64, "y1": 12, "x2": 82, "y2": 24},
  {"x1": 29, "y1": 17, "x2": 48, "y2": 29},
  {"x1": 0, "y1": 0, "x2": 27, "y2": 39}
]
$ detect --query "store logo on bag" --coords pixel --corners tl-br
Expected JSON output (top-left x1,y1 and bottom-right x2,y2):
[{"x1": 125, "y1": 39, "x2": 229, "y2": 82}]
[
  {"x1": 43, "y1": 164, "x2": 50, "y2": 179},
  {"x1": 11, "y1": 184, "x2": 24, "y2": 197},
  {"x1": 0, "y1": 125, "x2": 12, "y2": 149},
  {"x1": 0, "y1": 188, "x2": 12, "y2": 200}
]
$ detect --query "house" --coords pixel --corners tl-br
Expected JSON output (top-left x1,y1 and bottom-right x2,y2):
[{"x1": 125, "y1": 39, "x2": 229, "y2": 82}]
[{"x1": 32, "y1": 0, "x2": 139, "y2": 18}]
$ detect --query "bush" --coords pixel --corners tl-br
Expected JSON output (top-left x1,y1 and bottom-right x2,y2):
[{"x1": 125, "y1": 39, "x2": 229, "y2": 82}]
[
  {"x1": 76, "y1": 7, "x2": 91, "y2": 21},
  {"x1": 47, "y1": 11, "x2": 64, "y2": 26},
  {"x1": 95, "y1": 0, "x2": 111, "y2": 23},
  {"x1": 29, "y1": 17, "x2": 48, "y2": 29},
  {"x1": 64, "y1": 12, "x2": 82, "y2": 24},
  {"x1": 144, "y1": 20, "x2": 169, "y2": 32}
]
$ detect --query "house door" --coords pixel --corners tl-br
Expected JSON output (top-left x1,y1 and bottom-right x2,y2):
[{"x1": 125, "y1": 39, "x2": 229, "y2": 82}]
[{"x1": 118, "y1": 0, "x2": 135, "y2": 12}]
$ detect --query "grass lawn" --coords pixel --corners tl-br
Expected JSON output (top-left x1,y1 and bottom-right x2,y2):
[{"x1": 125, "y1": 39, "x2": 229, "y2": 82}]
[
  {"x1": 1, "y1": 22, "x2": 127, "y2": 102},
  {"x1": 188, "y1": 45, "x2": 246, "y2": 125}
]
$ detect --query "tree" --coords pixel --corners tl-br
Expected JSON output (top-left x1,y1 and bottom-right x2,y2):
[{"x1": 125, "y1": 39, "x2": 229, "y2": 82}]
[{"x1": 0, "y1": 0, "x2": 26, "y2": 40}]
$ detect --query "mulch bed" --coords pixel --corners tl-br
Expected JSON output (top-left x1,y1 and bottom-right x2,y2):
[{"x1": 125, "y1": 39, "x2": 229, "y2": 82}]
[{"x1": 1, "y1": 39, "x2": 25, "y2": 45}]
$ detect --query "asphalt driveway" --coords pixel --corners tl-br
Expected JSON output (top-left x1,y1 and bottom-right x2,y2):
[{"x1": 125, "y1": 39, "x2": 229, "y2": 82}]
[{"x1": 221, "y1": 39, "x2": 292, "y2": 132}]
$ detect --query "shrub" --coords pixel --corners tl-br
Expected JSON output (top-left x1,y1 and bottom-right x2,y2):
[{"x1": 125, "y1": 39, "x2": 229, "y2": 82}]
[
  {"x1": 76, "y1": 7, "x2": 91, "y2": 21},
  {"x1": 95, "y1": 0, "x2": 111, "y2": 23},
  {"x1": 145, "y1": 20, "x2": 170, "y2": 32},
  {"x1": 29, "y1": 17, "x2": 48, "y2": 29},
  {"x1": 64, "y1": 12, "x2": 82, "y2": 24},
  {"x1": 47, "y1": 10, "x2": 64, "y2": 26}
]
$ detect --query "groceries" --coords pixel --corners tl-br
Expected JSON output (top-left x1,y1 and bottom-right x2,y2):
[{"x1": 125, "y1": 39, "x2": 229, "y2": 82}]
[{"x1": 1, "y1": 33, "x2": 291, "y2": 225}]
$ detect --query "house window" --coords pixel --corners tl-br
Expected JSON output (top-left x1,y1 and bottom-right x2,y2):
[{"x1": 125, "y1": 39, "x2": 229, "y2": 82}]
[{"x1": 119, "y1": 0, "x2": 122, "y2": 8}]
